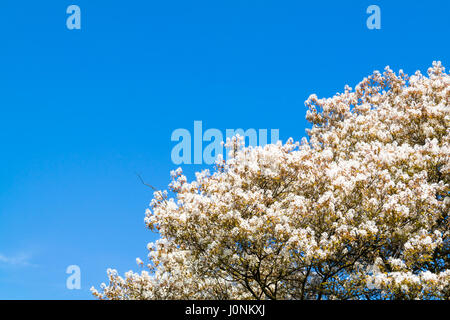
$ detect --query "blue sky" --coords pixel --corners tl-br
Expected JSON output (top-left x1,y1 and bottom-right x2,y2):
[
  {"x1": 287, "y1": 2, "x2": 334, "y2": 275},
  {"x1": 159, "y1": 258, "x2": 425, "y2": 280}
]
[{"x1": 0, "y1": 0, "x2": 448, "y2": 299}]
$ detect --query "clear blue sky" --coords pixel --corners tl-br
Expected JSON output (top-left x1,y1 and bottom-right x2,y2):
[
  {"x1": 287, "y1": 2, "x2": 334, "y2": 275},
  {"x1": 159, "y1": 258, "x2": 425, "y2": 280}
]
[{"x1": 0, "y1": 0, "x2": 448, "y2": 299}]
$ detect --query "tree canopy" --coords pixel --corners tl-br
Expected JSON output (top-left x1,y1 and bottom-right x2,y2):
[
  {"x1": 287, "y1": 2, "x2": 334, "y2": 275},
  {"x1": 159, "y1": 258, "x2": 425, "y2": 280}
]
[{"x1": 93, "y1": 62, "x2": 449, "y2": 300}]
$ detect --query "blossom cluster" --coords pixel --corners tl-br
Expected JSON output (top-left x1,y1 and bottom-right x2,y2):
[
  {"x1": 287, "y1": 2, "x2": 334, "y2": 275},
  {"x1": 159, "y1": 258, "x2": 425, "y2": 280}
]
[{"x1": 92, "y1": 62, "x2": 449, "y2": 300}]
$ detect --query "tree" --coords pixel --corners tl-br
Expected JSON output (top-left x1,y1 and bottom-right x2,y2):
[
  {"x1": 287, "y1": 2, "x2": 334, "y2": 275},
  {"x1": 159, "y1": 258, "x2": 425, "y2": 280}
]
[{"x1": 92, "y1": 62, "x2": 449, "y2": 300}]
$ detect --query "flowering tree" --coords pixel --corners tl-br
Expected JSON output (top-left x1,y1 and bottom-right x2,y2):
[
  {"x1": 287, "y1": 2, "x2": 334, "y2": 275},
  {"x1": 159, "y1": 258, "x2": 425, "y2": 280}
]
[{"x1": 92, "y1": 62, "x2": 449, "y2": 300}]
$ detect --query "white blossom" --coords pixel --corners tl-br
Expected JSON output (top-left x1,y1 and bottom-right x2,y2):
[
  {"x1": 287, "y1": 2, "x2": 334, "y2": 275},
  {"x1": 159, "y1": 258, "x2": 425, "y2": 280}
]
[{"x1": 93, "y1": 63, "x2": 450, "y2": 300}]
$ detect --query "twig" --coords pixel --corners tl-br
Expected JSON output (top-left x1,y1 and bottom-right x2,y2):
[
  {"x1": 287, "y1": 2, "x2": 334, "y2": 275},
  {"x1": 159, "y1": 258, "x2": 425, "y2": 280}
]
[{"x1": 135, "y1": 172, "x2": 157, "y2": 191}]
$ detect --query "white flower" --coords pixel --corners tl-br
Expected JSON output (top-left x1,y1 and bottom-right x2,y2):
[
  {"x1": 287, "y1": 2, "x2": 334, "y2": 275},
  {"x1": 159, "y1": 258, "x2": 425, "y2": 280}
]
[{"x1": 93, "y1": 62, "x2": 450, "y2": 300}]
